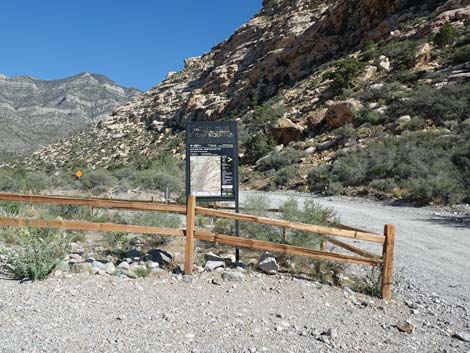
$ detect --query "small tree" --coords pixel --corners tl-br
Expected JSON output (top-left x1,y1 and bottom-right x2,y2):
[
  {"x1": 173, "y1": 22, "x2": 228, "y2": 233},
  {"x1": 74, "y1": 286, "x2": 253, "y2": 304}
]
[{"x1": 434, "y1": 23, "x2": 456, "y2": 47}]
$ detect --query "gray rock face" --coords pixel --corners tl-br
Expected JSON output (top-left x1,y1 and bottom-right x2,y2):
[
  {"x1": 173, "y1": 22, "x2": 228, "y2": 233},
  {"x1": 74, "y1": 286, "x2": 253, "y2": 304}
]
[{"x1": 0, "y1": 72, "x2": 140, "y2": 154}]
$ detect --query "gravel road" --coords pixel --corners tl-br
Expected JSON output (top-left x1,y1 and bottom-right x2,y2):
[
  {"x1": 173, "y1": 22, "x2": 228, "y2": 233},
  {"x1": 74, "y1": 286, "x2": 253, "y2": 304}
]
[{"x1": 241, "y1": 191, "x2": 470, "y2": 306}]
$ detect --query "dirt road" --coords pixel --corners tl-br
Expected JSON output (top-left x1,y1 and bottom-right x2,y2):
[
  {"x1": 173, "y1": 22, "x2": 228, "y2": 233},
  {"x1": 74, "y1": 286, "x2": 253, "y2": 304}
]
[{"x1": 241, "y1": 191, "x2": 470, "y2": 305}]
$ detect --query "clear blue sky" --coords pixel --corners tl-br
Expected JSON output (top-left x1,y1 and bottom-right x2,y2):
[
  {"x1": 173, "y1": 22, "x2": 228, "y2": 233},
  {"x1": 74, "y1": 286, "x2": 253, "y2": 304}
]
[{"x1": 0, "y1": 1, "x2": 262, "y2": 90}]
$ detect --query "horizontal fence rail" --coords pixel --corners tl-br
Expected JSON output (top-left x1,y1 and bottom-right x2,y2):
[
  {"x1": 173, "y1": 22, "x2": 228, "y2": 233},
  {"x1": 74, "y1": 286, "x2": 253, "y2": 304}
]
[
  {"x1": 0, "y1": 216, "x2": 185, "y2": 237},
  {"x1": 195, "y1": 206, "x2": 385, "y2": 243},
  {"x1": 0, "y1": 192, "x2": 395, "y2": 300},
  {"x1": 0, "y1": 192, "x2": 187, "y2": 213}
]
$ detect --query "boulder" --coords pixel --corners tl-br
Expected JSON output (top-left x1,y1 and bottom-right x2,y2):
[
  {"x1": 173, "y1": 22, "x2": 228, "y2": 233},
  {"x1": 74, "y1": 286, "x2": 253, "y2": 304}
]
[
  {"x1": 103, "y1": 262, "x2": 116, "y2": 275},
  {"x1": 305, "y1": 108, "x2": 328, "y2": 129},
  {"x1": 257, "y1": 252, "x2": 279, "y2": 275},
  {"x1": 378, "y1": 56, "x2": 391, "y2": 72},
  {"x1": 147, "y1": 249, "x2": 173, "y2": 268},
  {"x1": 271, "y1": 118, "x2": 304, "y2": 145},
  {"x1": 396, "y1": 320, "x2": 416, "y2": 334},
  {"x1": 222, "y1": 271, "x2": 245, "y2": 282},
  {"x1": 325, "y1": 99, "x2": 363, "y2": 128},
  {"x1": 205, "y1": 260, "x2": 225, "y2": 272},
  {"x1": 360, "y1": 65, "x2": 378, "y2": 81},
  {"x1": 205, "y1": 252, "x2": 235, "y2": 266}
]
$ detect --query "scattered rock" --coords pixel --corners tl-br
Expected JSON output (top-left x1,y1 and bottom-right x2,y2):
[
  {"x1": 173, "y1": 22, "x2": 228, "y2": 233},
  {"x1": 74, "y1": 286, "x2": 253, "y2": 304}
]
[
  {"x1": 378, "y1": 56, "x2": 391, "y2": 72},
  {"x1": 103, "y1": 262, "x2": 116, "y2": 275},
  {"x1": 222, "y1": 271, "x2": 245, "y2": 282},
  {"x1": 257, "y1": 252, "x2": 279, "y2": 275},
  {"x1": 147, "y1": 249, "x2": 172, "y2": 267},
  {"x1": 325, "y1": 99, "x2": 363, "y2": 128},
  {"x1": 453, "y1": 331, "x2": 470, "y2": 342},
  {"x1": 117, "y1": 261, "x2": 130, "y2": 270},
  {"x1": 205, "y1": 261, "x2": 225, "y2": 272},
  {"x1": 396, "y1": 320, "x2": 416, "y2": 334},
  {"x1": 271, "y1": 118, "x2": 304, "y2": 145},
  {"x1": 126, "y1": 249, "x2": 141, "y2": 260},
  {"x1": 205, "y1": 252, "x2": 235, "y2": 266}
]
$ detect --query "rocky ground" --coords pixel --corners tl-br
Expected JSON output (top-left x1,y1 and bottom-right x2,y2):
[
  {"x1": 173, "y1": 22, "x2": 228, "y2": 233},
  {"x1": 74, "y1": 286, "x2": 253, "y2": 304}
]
[{"x1": 0, "y1": 268, "x2": 468, "y2": 353}]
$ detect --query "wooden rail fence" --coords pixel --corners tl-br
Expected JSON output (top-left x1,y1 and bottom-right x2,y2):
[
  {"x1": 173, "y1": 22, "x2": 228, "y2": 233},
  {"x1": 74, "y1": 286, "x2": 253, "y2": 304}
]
[{"x1": 0, "y1": 192, "x2": 395, "y2": 300}]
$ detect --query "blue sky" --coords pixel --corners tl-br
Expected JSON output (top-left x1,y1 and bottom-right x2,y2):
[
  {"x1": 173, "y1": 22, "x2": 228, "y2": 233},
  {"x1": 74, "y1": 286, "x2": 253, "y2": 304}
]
[{"x1": 0, "y1": 1, "x2": 262, "y2": 90}]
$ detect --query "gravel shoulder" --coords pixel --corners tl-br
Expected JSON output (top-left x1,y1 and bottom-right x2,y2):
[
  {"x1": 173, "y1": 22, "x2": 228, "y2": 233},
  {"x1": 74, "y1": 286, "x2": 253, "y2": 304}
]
[{"x1": 0, "y1": 271, "x2": 467, "y2": 353}]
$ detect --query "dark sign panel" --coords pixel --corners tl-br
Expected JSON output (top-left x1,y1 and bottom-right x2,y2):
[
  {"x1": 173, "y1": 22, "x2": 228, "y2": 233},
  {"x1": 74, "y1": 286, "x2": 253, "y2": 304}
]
[{"x1": 186, "y1": 121, "x2": 239, "y2": 202}]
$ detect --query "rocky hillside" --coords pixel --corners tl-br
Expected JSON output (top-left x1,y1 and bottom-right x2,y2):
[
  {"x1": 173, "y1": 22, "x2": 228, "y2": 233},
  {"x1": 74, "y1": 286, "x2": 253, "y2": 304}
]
[
  {"x1": 18, "y1": 0, "x2": 470, "y2": 204},
  {"x1": 0, "y1": 73, "x2": 141, "y2": 154}
]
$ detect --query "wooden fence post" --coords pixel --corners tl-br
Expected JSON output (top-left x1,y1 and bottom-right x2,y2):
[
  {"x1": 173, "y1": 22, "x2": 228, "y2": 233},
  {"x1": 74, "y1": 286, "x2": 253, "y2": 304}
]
[
  {"x1": 184, "y1": 194, "x2": 196, "y2": 275},
  {"x1": 381, "y1": 224, "x2": 395, "y2": 300}
]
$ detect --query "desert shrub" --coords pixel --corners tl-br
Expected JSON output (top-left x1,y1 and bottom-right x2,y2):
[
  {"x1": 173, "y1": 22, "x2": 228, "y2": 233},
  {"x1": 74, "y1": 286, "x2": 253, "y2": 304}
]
[
  {"x1": 2, "y1": 227, "x2": 69, "y2": 280},
  {"x1": 48, "y1": 204, "x2": 93, "y2": 221},
  {"x1": 366, "y1": 39, "x2": 422, "y2": 70},
  {"x1": 452, "y1": 44, "x2": 470, "y2": 64},
  {"x1": 135, "y1": 266, "x2": 151, "y2": 278},
  {"x1": 368, "y1": 178, "x2": 398, "y2": 193},
  {"x1": 355, "y1": 82, "x2": 405, "y2": 102},
  {"x1": 434, "y1": 23, "x2": 456, "y2": 47},
  {"x1": 257, "y1": 149, "x2": 303, "y2": 172},
  {"x1": 331, "y1": 125, "x2": 358, "y2": 139},
  {"x1": 213, "y1": 218, "x2": 235, "y2": 235},
  {"x1": 240, "y1": 195, "x2": 280, "y2": 242},
  {"x1": 102, "y1": 232, "x2": 127, "y2": 249},
  {"x1": 240, "y1": 104, "x2": 283, "y2": 164},
  {"x1": 134, "y1": 212, "x2": 182, "y2": 247},
  {"x1": 80, "y1": 169, "x2": 117, "y2": 193},
  {"x1": 243, "y1": 134, "x2": 276, "y2": 165},
  {"x1": 325, "y1": 57, "x2": 365, "y2": 94},
  {"x1": 354, "y1": 109, "x2": 385, "y2": 126},
  {"x1": 308, "y1": 131, "x2": 468, "y2": 203},
  {"x1": 307, "y1": 165, "x2": 331, "y2": 192},
  {"x1": 279, "y1": 198, "x2": 338, "y2": 248},
  {"x1": 134, "y1": 170, "x2": 183, "y2": 193},
  {"x1": 0, "y1": 168, "x2": 54, "y2": 193},
  {"x1": 273, "y1": 165, "x2": 299, "y2": 187},
  {"x1": 133, "y1": 153, "x2": 184, "y2": 193},
  {"x1": 391, "y1": 83, "x2": 470, "y2": 124}
]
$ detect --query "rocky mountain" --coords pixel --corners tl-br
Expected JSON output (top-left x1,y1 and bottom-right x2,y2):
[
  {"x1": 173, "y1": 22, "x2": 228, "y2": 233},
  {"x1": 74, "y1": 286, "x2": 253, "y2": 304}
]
[
  {"x1": 17, "y1": 0, "x2": 470, "y2": 203},
  {"x1": 0, "y1": 73, "x2": 141, "y2": 154}
]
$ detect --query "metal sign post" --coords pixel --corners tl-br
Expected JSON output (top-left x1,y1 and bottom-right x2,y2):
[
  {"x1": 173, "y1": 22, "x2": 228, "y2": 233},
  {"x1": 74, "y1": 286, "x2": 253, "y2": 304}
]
[{"x1": 186, "y1": 121, "x2": 240, "y2": 262}]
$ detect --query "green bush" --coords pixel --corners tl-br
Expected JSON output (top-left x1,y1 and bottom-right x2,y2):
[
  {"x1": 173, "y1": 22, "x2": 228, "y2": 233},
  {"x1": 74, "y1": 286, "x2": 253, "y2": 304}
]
[
  {"x1": 257, "y1": 149, "x2": 303, "y2": 172},
  {"x1": 134, "y1": 170, "x2": 183, "y2": 193},
  {"x1": 273, "y1": 165, "x2": 299, "y2": 187},
  {"x1": 434, "y1": 23, "x2": 456, "y2": 47},
  {"x1": 308, "y1": 131, "x2": 468, "y2": 204},
  {"x1": 80, "y1": 169, "x2": 117, "y2": 192},
  {"x1": 325, "y1": 58, "x2": 365, "y2": 94},
  {"x1": 354, "y1": 109, "x2": 385, "y2": 126},
  {"x1": 242, "y1": 134, "x2": 276, "y2": 165},
  {"x1": 391, "y1": 83, "x2": 470, "y2": 124},
  {"x1": 279, "y1": 198, "x2": 338, "y2": 248},
  {"x1": 2, "y1": 227, "x2": 69, "y2": 281},
  {"x1": 240, "y1": 195, "x2": 280, "y2": 242},
  {"x1": 102, "y1": 232, "x2": 127, "y2": 249},
  {"x1": 453, "y1": 44, "x2": 470, "y2": 64},
  {"x1": 134, "y1": 212, "x2": 182, "y2": 247}
]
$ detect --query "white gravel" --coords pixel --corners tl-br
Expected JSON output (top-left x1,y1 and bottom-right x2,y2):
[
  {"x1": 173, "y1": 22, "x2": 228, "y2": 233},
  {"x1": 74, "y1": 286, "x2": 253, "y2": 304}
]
[{"x1": 0, "y1": 271, "x2": 467, "y2": 353}]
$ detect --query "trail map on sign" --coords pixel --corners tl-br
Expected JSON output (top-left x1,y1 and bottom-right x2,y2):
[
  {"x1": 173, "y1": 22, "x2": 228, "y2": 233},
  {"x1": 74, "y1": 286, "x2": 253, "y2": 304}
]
[{"x1": 190, "y1": 155, "x2": 221, "y2": 196}]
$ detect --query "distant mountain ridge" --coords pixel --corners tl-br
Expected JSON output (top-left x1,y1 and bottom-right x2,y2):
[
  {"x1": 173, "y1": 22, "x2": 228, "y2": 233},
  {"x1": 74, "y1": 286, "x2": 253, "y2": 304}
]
[{"x1": 0, "y1": 72, "x2": 141, "y2": 153}]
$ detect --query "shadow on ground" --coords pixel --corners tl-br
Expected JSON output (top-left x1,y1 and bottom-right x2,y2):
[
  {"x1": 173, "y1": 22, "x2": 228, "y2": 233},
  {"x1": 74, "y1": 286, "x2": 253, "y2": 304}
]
[{"x1": 426, "y1": 215, "x2": 470, "y2": 228}]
